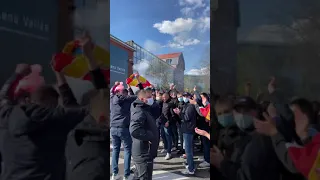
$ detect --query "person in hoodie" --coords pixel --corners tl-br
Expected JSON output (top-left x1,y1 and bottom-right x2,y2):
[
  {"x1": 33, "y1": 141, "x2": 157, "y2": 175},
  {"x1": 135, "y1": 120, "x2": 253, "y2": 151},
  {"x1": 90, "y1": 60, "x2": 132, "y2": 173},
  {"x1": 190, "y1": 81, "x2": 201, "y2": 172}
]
[
  {"x1": 169, "y1": 90, "x2": 179, "y2": 151},
  {"x1": 110, "y1": 74, "x2": 144, "y2": 180},
  {"x1": 191, "y1": 91, "x2": 211, "y2": 168},
  {"x1": 173, "y1": 93, "x2": 197, "y2": 175},
  {"x1": 211, "y1": 96, "x2": 283, "y2": 180},
  {"x1": 176, "y1": 92, "x2": 185, "y2": 154},
  {"x1": 130, "y1": 90, "x2": 159, "y2": 180},
  {"x1": 64, "y1": 35, "x2": 110, "y2": 180},
  {"x1": 161, "y1": 93, "x2": 174, "y2": 160},
  {"x1": 0, "y1": 63, "x2": 89, "y2": 180}
]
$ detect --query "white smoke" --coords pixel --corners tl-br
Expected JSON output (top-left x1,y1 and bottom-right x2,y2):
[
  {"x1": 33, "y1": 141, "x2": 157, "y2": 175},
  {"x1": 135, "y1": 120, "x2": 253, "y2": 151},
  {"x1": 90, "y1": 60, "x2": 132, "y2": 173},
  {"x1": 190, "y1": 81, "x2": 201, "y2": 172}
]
[
  {"x1": 65, "y1": 0, "x2": 109, "y2": 103},
  {"x1": 131, "y1": 59, "x2": 165, "y2": 93}
]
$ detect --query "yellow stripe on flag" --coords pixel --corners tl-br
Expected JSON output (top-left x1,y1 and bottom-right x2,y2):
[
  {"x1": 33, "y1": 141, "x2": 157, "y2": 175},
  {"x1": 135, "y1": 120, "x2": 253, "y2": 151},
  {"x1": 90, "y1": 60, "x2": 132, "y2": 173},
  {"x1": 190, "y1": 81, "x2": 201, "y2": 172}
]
[{"x1": 308, "y1": 152, "x2": 320, "y2": 180}]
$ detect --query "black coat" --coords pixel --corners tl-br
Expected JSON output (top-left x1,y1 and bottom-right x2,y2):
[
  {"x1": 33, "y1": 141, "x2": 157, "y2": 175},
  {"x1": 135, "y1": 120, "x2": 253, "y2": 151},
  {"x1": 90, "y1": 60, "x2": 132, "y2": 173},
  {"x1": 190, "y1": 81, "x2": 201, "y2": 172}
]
[
  {"x1": 0, "y1": 103, "x2": 87, "y2": 180},
  {"x1": 65, "y1": 116, "x2": 108, "y2": 180},
  {"x1": 129, "y1": 99, "x2": 159, "y2": 163},
  {"x1": 179, "y1": 103, "x2": 197, "y2": 134},
  {"x1": 219, "y1": 132, "x2": 283, "y2": 180}
]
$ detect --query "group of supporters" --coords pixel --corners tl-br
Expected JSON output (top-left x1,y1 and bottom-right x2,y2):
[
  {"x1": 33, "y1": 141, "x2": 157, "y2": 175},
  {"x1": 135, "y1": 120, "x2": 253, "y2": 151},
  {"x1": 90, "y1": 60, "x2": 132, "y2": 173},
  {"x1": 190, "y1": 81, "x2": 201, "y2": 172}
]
[
  {"x1": 210, "y1": 78, "x2": 320, "y2": 180},
  {"x1": 0, "y1": 35, "x2": 109, "y2": 180},
  {"x1": 110, "y1": 75, "x2": 211, "y2": 180}
]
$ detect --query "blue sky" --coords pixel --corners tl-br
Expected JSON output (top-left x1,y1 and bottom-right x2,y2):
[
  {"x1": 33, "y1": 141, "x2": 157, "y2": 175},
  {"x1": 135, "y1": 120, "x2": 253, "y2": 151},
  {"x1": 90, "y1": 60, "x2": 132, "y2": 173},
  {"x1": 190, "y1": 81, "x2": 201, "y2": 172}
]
[{"x1": 110, "y1": 0, "x2": 210, "y2": 75}]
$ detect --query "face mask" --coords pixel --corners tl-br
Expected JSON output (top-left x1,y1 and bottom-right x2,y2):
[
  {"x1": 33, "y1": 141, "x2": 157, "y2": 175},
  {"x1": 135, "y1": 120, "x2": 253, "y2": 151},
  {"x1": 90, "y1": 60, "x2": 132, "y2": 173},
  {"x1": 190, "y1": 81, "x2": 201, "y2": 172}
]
[
  {"x1": 183, "y1": 97, "x2": 189, "y2": 103},
  {"x1": 156, "y1": 97, "x2": 161, "y2": 101},
  {"x1": 178, "y1": 97, "x2": 183, "y2": 102},
  {"x1": 217, "y1": 113, "x2": 235, "y2": 128},
  {"x1": 233, "y1": 114, "x2": 254, "y2": 131},
  {"x1": 146, "y1": 98, "x2": 154, "y2": 106}
]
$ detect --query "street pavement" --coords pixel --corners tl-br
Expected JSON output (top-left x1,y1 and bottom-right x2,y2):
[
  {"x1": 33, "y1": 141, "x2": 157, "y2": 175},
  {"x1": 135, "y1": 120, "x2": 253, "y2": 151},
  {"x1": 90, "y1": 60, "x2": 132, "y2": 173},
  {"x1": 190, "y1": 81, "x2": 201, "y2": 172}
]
[{"x1": 110, "y1": 143, "x2": 210, "y2": 180}]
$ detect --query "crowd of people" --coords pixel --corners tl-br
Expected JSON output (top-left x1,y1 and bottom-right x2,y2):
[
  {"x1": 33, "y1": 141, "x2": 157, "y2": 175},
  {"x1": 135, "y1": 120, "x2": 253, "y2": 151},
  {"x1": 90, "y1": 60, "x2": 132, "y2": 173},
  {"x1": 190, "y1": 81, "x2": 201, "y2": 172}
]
[
  {"x1": 209, "y1": 78, "x2": 320, "y2": 180},
  {"x1": 110, "y1": 76, "x2": 211, "y2": 180},
  {"x1": 0, "y1": 34, "x2": 109, "y2": 180}
]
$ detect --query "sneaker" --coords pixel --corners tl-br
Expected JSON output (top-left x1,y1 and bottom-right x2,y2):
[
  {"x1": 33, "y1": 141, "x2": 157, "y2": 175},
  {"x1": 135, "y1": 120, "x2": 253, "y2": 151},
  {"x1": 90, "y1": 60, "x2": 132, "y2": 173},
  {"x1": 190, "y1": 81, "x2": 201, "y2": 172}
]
[
  {"x1": 123, "y1": 175, "x2": 131, "y2": 180},
  {"x1": 199, "y1": 161, "x2": 210, "y2": 168},
  {"x1": 160, "y1": 149, "x2": 167, "y2": 153},
  {"x1": 180, "y1": 154, "x2": 187, "y2": 159},
  {"x1": 111, "y1": 173, "x2": 120, "y2": 180},
  {"x1": 181, "y1": 169, "x2": 195, "y2": 175},
  {"x1": 171, "y1": 147, "x2": 177, "y2": 151},
  {"x1": 130, "y1": 165, "x2": 136, "y2": 173},
  {"x1": 177, "y1": 149, "x2": 185, "y2": 154},
  {"x1": 165, "y1": 153, "x2": 172, "y2": 160}
]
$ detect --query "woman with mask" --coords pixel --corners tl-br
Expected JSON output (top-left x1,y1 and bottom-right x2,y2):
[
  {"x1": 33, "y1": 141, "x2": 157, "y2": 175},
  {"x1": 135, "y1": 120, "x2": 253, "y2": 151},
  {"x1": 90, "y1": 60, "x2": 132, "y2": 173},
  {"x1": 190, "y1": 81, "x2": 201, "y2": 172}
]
[
  {"x1": 173, "y1": 93, "x2": 197, "y2": 175},
  {"x1": 211, "y1": 96, "x2": 283, "y2": 180},
  {"x1": 214, "y1": 97, "x2": 240, "y2": 159},
  {"x1": 176, "y1": 93, "x2": 185, "y2": 154}
]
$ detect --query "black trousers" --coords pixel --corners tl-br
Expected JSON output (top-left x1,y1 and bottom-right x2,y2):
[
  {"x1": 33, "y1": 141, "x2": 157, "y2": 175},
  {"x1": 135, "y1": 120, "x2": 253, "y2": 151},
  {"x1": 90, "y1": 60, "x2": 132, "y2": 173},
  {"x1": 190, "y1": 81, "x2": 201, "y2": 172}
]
[{"x1": 132, "y1": 160, "x2": 154, "y2": 180}]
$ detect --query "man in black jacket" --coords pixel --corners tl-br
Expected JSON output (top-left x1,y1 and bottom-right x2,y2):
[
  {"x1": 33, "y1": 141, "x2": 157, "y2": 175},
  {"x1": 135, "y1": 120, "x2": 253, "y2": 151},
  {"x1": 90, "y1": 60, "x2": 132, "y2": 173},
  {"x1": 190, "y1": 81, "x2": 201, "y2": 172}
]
[
  {"x1": 173, "y1": 93, "x2": 197, "y2": 175},
  {"x1": 161, "y1": 93, "x2": 174, "y2": 160},
  {"x1": 169, "y1": 90, "x2": 179, "y2": 151},
  {"x1": 0, "y1": 64, "x2": 89, "y2": 180},
  {"x1": 130, "y1": 90, "x2": 159, "y2": 180},
  {"x1": 110, "y1": 75, "x2": 144, "y2": 180}
]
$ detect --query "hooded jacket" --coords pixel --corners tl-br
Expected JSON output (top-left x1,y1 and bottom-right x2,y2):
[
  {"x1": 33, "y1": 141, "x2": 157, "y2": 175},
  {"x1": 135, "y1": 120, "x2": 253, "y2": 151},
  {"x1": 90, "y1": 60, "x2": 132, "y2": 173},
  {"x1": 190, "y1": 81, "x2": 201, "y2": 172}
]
[
  {"x1": 129, "y1": 99, "x2": 159, "y2": 163},
  {"x1": 65, "y1": 68, "x2": 109, "y2": 180}
]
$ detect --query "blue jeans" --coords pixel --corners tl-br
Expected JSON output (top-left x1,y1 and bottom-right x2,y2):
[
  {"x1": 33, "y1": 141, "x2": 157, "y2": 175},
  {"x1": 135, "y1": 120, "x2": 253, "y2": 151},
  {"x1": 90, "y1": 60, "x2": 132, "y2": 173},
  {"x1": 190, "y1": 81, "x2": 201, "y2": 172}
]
[
  {"x1": 111, "y1": 127, "x2": 132, "y2": 177},
  {"x1": 171, "y1": 123, "x2": 179, "y2": 148},
  {"x1": 201, "y1": 131, "x2": 210, "y2": 163},
  {"x1": 161, "y1": 125, "x2": 172, "y2": 153},
  {"x1": 183, "y1": 133, "x2": 194, "y2": 171}
]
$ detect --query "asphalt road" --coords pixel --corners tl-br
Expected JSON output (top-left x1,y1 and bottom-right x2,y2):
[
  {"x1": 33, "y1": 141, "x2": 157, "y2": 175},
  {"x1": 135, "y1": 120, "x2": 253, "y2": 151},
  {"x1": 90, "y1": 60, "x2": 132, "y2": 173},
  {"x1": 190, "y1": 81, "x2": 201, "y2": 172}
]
[{"x1": 110, "y1": 143, "x2": 210, "y2": 180}]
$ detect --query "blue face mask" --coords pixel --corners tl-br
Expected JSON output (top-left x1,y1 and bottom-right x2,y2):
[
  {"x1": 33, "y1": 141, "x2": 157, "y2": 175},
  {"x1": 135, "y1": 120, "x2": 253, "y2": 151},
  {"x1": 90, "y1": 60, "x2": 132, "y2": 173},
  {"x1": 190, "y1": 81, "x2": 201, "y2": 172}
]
[
  {"x1": 178, "y1": 97, "x2": 183, "y2": 102},
  {"x1": 217, "y1": 113, "x2": 235, "y2": 127},
  {"x1": 233, "y1": 114, "x2": 254, "y2": 131},
  {"x1": 183, "y1": 97, "x2": 189, "y2": 103}
]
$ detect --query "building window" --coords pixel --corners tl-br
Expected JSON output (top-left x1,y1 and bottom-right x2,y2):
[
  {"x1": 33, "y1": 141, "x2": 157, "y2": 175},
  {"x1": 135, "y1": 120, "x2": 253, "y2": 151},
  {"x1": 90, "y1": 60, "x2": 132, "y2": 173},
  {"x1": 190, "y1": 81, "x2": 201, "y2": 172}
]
[{"x1": 166, "y1": 59, "x2": 172, "y2": 64}]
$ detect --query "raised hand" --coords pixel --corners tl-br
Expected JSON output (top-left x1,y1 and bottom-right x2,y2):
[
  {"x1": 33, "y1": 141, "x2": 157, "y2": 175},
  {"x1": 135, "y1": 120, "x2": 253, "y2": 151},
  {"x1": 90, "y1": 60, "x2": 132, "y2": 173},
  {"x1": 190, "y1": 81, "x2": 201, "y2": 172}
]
[
  {"x1": 15, "y1": 64, "x2": 31, "y2": 77},
  {"x1": 193, "y1": 85, "x2": 197, "y2": 92},
  {"x1": 254, "y1": 112, "x2": 278, "y2": 136},
  {"x1": 268, "y1": 76, "x2": 276, "y2": 94}
]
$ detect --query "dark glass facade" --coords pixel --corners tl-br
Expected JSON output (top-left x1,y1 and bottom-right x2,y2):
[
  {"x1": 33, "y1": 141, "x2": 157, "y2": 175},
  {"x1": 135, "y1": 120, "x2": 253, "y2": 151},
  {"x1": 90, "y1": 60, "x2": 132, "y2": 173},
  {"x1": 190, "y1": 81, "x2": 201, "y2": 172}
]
[{"x1": 237, "y1": 0, "x2": 320, "y2": 98}]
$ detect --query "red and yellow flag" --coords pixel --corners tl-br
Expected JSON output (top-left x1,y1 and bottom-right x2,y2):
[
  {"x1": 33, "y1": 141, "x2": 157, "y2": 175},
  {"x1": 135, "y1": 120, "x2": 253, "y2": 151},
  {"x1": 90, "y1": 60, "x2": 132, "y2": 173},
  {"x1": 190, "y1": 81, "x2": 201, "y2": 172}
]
[
  {"x1": 126, "y1": 74, "x2": 151, "y2": 88},
  {"x1": 52, "y1": 40, "x2": 110, "y2": 83},
  {"x1": 287, "y1": 134, "x2": 320, "y2": 180},
  {"x1": 199, "y1": 104, "x2": 210, "y2": 121}
]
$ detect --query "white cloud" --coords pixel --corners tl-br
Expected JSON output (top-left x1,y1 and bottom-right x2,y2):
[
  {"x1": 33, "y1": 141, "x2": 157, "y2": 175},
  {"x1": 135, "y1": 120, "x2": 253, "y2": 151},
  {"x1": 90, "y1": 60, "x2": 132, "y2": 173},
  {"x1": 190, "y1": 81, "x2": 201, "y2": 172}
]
[
  {"x1": 197, "y1": 17, "x2": 210, "y2": 32},
  {"x1": 143, "y1": 39, "x2": 162, "y2": 52},
  {"x1": 179, "y1": 0, "x2": 206, "y2": 9},
  {"x1": 153, "y1": 0, "x2": 210, "y2": 50},
  {"x1": 153, "y1": 18, "x2": 195, "y2": 35},
  {"x1": 185, "y1": 67, "x2": 209, "y2": 75},
  {"x1": 166, "y1": 33, "x2": 200, "y2": 49},
  {"x1": 180, "y1": 7, "x2": 194, "y2": 17},
  {"x1": 203, "y1": 6, "x2": 210, "y2": 17}
]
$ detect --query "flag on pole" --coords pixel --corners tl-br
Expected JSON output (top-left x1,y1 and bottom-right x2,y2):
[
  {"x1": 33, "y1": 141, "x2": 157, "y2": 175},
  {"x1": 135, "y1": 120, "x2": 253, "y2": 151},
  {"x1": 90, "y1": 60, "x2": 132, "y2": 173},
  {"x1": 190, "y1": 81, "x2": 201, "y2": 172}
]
[
  {"x1": 126, "y1": 74, "x2": 151, "y2": 88},
  {"x1": 199, "y1": 104, "x2": 210, "y2": 121},
  {"x1": 52, "y1": 40, "x2": 110, "y2": 84}
]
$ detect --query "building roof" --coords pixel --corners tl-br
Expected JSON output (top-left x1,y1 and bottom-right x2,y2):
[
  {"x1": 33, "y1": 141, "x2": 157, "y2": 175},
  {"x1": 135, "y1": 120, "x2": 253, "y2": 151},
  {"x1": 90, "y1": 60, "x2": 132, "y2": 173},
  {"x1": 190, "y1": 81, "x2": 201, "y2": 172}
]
[
  {"x1": 157, "y1": 52, "x2": 182, "y2": 59},
  {"x1": 110, "y1": 34, "x2": 135, "y2": 52}
]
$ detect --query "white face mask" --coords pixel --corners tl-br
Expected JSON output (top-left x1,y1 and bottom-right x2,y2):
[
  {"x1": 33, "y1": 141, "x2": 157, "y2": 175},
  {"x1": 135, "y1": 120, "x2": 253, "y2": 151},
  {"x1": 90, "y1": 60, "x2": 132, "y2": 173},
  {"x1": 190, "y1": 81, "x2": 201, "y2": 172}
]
[
  {"x1": 156, "y1": 97, "x2": 161, "y2": 101},
  {"x1": 146, "y1": 98, "x2": 154, "y2": 106}
]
